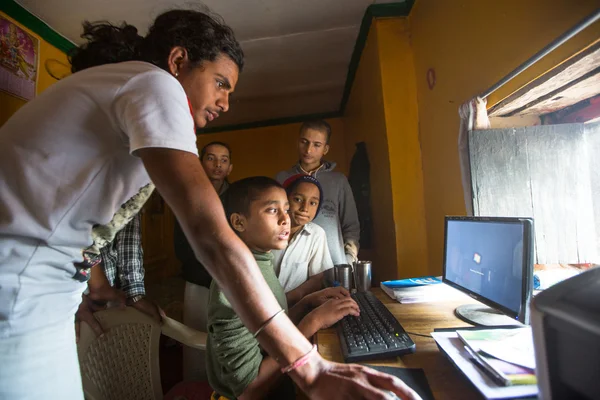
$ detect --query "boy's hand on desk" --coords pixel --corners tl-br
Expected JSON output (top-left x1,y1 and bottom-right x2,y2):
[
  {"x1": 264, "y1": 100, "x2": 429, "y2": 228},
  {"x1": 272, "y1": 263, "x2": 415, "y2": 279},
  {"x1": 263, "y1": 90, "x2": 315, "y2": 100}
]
[
  {"x1": 304, "y1": 286, "x2": 350, "y2": 308},
  {"x1": 292, "y1": 358, "x2": 422, "y2": 400},
  {"x1": 299, "y1": 298, "x2": 359, "y2": 337}
]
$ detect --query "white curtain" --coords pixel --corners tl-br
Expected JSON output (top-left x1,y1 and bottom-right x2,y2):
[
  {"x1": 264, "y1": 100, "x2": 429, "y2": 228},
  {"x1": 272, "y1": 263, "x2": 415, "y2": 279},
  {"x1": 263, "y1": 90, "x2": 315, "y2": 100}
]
[{"x1": 458, "y1": 97, "x2": 490, "y2": 215}]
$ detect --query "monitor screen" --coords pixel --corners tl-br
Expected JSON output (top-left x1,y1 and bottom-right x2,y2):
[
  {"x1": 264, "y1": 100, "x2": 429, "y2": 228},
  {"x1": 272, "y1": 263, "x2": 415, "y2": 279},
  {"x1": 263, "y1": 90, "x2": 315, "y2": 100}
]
[{"x1": 443, "y1": 216, "x2": 534, "y2": 323}]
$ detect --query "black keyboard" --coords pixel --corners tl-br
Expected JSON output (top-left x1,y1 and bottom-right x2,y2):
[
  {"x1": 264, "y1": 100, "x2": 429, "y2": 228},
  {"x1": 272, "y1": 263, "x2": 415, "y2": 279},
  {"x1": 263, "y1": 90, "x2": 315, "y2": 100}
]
[{"x1": 336, "y1": 291, "x2": 416, "y2": 362}]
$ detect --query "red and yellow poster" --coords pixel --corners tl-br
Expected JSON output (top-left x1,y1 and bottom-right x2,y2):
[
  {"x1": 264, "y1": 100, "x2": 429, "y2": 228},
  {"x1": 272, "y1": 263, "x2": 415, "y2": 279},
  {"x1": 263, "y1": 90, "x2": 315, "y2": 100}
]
[{"x1": 0, "y1": 17, "x2": 38, "y2": 100}]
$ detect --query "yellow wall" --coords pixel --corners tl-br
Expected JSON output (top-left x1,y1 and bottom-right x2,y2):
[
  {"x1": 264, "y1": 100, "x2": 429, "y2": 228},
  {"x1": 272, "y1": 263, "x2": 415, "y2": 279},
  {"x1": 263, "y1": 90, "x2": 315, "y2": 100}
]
[
  {"x1": 343, "y1": 19, "x2": 428, "y2": 282},
  {"x1": 409, "y1": 0, "x2": 600, "y2": 275},
  {"x1": 343, "y1": 22, "x2": 396, "y2": 283},
  {"x1": 0, "y1": 12, "x2": 70, "y2": 126},
  {"x1": 377, "y1": 19, "x2": 429, "y2": 279},
  {"x1": 196, "y1": 118, "x2": 348, "y2": 181}
]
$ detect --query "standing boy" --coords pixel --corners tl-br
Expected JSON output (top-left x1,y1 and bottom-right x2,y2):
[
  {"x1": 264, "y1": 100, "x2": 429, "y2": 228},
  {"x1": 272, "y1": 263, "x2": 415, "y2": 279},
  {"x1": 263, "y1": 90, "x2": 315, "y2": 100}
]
[
  {"x1": 276, "y1": 120, "x2": 360, "y2": 265},
  {"x1": 76, "y1": 214, "x2": 161, "y2": 339}
]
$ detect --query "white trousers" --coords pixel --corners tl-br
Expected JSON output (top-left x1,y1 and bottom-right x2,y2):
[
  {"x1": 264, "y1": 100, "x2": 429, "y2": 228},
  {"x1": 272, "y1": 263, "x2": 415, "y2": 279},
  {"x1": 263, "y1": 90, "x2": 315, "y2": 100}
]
[
  {"x1": 0, "y1": 318, "x2": 83, "y2": 399},
  {"x1": 182, "y1": 282, "x2": 210, "y2": 382}
]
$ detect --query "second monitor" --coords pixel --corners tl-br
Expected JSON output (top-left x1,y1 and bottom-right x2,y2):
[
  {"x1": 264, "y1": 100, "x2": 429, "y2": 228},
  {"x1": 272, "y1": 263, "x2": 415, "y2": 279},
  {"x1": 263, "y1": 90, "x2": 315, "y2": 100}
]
[{"x1": 443, "y1": 216, "x2": 534, "y2": 326}]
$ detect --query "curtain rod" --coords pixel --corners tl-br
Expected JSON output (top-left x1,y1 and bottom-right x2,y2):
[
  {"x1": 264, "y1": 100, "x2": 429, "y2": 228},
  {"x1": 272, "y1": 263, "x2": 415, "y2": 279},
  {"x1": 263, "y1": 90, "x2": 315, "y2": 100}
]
[{"x1": 480, "y1": 8, "x2": 600, "y2": 99}]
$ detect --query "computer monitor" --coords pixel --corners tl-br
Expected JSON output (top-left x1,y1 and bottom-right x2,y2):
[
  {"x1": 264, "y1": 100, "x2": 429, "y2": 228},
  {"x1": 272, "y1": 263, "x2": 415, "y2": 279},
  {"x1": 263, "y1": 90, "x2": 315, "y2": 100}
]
[
  {"x1": 442, "y1": 216, "x2": 534, "y2": 326},
  {"x1": 531, "y1": 266, "x2": 600, "y2": 400}
]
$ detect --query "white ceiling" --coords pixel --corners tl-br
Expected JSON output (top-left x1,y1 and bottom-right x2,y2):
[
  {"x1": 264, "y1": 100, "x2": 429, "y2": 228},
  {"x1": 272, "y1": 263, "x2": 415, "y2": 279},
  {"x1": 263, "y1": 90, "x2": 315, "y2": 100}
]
[{"x1": 16, "y1": 0, "x2": 406, "y2": 129}]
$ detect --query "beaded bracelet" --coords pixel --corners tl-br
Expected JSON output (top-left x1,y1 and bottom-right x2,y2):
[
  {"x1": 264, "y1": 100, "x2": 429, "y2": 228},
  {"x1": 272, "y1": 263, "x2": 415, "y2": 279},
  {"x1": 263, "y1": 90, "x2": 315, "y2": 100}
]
[
  {"x1": 253, "y1": 309, "x2": 286, "y2": 338},
  {"x1": 281, "y1": 344, "x2": 318, "y2": 374}
]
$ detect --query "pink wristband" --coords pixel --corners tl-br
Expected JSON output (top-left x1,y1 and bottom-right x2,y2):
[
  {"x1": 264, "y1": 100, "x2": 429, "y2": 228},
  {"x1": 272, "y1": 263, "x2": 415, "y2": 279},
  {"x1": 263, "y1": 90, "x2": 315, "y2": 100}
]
[{"x1": 281, "y1": 344, "x2": 317, "y2": 374}]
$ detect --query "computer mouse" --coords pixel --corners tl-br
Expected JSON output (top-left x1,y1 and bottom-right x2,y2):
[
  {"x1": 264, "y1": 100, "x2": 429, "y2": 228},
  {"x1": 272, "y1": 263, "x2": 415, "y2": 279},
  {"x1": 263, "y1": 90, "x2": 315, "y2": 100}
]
[{"x1": 385, "y1": 391, "x2": 401, "y2": 400}]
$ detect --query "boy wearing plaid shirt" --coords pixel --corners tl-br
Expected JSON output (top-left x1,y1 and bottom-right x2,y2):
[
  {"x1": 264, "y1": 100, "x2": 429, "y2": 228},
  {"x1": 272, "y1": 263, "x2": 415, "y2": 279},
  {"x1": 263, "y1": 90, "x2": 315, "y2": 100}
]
[{"x1": 75, "y1": 214, "x2": 161, "y2": 337}]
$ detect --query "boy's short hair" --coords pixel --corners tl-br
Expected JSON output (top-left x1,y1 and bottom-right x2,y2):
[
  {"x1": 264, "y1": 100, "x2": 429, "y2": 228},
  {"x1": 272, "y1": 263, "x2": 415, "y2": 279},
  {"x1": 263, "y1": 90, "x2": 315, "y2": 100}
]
[
  {"x1": 299, "y1": 120, "x2": 331, "y2": 144},
  {"x1": 222, "y1": 177, "x2": 283, "y2": 223},
  {"x1": 200, "y1": 141, "x2": 232, "y2": 161}
]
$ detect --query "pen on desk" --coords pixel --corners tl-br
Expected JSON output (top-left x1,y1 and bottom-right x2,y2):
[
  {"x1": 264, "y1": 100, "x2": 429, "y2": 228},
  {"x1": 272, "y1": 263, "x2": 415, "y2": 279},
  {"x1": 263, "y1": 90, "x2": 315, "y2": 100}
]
[{"x1": 464, "y1": 345, "x2": 509, "y2": 386}]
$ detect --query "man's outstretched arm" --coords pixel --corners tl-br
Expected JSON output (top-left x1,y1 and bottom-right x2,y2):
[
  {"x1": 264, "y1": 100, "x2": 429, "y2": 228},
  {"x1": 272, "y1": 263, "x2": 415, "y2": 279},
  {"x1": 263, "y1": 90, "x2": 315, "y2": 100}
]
[{"x1": 139, "y1": 148, "x2": 420, "y2": 400}]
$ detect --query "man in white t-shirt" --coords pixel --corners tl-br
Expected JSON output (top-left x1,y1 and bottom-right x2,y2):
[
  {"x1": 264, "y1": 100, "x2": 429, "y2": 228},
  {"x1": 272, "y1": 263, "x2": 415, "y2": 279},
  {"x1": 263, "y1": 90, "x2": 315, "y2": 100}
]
[
  {"x1": 0, "y1": 10, "x2": 419, "y2": 400},
  {"x1": 0, "y1": 12, "x2": 244, "y2": 398},
  {"x1": 0, "y1": 59, "x2": 203, "y2": 397}
]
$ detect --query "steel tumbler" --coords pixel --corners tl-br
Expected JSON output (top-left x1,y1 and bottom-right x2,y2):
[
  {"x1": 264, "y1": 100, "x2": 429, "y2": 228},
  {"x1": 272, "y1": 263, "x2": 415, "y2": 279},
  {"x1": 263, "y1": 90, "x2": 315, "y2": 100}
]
[
  {"x1": 353, "y1": 260, "x2": 372, "y2": 292},
  {"x1": 334, "y1": 264, "x2": 353, "y2": 290}
]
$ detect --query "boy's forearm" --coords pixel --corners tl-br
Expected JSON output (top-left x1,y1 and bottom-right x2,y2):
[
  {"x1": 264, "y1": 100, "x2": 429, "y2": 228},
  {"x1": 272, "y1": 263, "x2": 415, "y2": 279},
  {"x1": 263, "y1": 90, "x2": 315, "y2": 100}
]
[
  {"x1": 88, "y1": 263, "x2": 111, "y2": 292},
  {"x1": 285, "y1": 287, "x2": 305, "y2": 308},
  {"x1": 238, "y1": 357, "x2": 283, "y2": 400},
  {"x1": 297, "y1": 315, "x2": 319, "y2": 339},
  {"x1": 285, "y1": 273, "x2": 324, "y2": 308},
  {"x1": 288, "y1": 296, "x2": 311, "y2": 324},
  {"x1": 307, "y1": 272, "x2": 326, "y2": 292}
]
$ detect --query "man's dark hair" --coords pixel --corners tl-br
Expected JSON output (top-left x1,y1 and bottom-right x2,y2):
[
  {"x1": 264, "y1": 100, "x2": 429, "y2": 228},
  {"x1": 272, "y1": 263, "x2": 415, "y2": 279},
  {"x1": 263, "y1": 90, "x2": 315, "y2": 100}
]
[
  {"x1": 70, "y1": 9, "x2": 244, "y2": 73},
  {"x1": 222, "y1": 177, "x2": 283, "y2": 224},
  {"x1": 200, "y1": 141, "x2": 232, "y2": 161},
  {"x1": 299, "y1": 120, "x2": 332, "y2": 144}
]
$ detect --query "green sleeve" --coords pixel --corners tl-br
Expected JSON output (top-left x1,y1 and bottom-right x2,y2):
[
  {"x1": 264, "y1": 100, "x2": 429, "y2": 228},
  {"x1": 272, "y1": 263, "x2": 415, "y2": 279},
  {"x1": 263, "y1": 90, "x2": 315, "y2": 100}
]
[{"x1": 207, "y1": 289, "x2": 263, "y2": 398}]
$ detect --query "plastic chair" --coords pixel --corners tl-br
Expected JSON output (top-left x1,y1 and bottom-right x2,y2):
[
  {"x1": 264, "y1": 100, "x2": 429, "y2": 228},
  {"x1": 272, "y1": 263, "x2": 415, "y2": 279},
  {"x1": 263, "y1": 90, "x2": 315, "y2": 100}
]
[{"x1": 77, "y1": 307, "x2": 208, "y2": 400}]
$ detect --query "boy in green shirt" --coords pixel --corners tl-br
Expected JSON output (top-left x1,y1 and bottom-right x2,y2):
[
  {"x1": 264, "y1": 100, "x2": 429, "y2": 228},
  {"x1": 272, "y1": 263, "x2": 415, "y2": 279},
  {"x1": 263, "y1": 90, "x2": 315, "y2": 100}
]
[{"x1": 206, "y1": 177, "x2": 359, "y2": 399}]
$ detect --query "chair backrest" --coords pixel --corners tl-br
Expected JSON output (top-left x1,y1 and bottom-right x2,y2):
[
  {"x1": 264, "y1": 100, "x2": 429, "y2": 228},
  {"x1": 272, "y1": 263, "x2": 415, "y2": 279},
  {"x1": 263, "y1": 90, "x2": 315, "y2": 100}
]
[{"x1": 77, "y1": 307, "x2": 164, "y2": 400}]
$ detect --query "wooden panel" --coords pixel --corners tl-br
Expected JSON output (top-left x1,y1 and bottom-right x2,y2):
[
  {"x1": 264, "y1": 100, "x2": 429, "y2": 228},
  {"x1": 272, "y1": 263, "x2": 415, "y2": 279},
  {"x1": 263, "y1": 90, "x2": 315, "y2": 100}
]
[
  {"x1": 543, "y1": 93, "x2": 600, "y2": 124},
  {"x1": 517, "y1": 70, "x2": 600, "y2": 116},
  {"x1": 141, "y1": 191, "x2": 180, "y2": 283},
  {"x1": 489, "y1": 42, "x2": 600, "y2": 117},
  {"x1": 469, "y1": 124, "x2": 597, "y2": 263},
  {"x1": 489, "y1": 114, "x2": 541, "y2": 128},
  {"x1": 469, "y1": 129, "x2": 534, "y2": 218},
  {"x1": 587, "y1": 122, "x2": 600, "y2": 254}
]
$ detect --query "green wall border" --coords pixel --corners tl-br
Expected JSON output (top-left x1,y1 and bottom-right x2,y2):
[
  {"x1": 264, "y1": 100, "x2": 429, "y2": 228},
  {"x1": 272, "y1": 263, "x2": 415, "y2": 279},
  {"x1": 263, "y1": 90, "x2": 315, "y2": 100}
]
[
  {"x1": 2, "y1": 0, "x2": 413, "y2": 134},
  {"x1": 0, "y1": 0, "x2": 75, "y2": 54},
  {"x1": 339, "y1": 1, "x2": 414, "y2": 114}
]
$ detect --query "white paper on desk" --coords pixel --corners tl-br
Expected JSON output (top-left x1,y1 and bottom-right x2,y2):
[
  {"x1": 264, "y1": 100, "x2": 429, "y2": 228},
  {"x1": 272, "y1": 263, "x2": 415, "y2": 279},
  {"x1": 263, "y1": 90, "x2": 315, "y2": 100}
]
[
  {"x1": 477, "y1": 329, "x2": 536, "y2": 370},
  {"x1": 431, "y1": 332, "x2": 538, "y2": 399}
]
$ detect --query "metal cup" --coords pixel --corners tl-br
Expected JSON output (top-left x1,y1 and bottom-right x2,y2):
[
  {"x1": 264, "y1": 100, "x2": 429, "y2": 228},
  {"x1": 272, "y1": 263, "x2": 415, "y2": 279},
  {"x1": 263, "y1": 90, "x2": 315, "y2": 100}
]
[
  {"x1": 334, "y1": 264, "x2": 353, "y2": 290},
  {"x1": 323, "y1": 267, "x2": 336, "y2": 287},
  {"x1": 353, "y1": 261, "x2": 372, "y2": 292}
]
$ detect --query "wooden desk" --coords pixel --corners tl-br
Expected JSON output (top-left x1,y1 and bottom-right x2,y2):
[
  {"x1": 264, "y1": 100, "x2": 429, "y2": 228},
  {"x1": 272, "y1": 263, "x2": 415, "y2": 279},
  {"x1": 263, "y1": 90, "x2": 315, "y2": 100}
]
[{"x1": 315, "y1": 288, "x2": 482, "y2": 400}]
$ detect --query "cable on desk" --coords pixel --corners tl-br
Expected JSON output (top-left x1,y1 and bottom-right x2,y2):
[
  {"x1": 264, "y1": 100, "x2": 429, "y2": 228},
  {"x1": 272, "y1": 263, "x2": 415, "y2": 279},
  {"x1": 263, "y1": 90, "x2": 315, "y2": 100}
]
[{"x1": 405, "y1": 331, "x2": 432, "y2": 338}]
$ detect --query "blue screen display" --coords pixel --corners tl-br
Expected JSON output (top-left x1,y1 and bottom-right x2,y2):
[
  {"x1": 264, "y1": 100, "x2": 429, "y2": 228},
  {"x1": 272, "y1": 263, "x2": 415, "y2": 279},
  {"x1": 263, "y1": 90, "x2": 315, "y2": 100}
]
[{"x1": 445, "y1": 220, "x2": 525, "y2": 314}]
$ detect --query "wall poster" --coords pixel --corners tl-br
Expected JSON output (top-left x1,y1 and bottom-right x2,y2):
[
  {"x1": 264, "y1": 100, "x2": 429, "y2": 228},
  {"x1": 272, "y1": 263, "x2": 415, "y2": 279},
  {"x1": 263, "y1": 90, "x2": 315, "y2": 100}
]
[{"x1": 0, "y1": 17, "x2": 38, "y2": 100}]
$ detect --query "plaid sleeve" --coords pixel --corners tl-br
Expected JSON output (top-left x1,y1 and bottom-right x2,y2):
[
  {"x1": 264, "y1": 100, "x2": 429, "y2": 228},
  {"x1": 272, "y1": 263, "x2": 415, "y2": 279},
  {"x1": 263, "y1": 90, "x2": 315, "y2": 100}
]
[
  {"x1": 115, "y1": 213, "x2": 146, "y2": 298},
  {"x1": 99, "y1": 239, "x2": 118, "y2": 287}
]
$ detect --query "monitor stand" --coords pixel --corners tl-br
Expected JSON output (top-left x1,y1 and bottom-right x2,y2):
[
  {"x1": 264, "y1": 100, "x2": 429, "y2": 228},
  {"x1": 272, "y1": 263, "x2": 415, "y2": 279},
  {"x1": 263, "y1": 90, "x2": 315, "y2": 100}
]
[{"x1": 454, "y1": 304, "x2": 523, "y2": 327}]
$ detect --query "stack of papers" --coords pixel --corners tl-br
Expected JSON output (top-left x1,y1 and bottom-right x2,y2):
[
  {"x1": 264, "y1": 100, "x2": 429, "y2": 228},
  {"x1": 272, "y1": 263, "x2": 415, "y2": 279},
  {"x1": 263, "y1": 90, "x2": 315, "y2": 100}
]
[
  {"x1": 432, "y1": 328, "x2": 538, "y2": 399},
  {"x1": 457, "y1": 328, "x2": 536, "y2": 386},
  {"x1": 380, "y1": 277, "x2": 458, "y2": 304}
]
